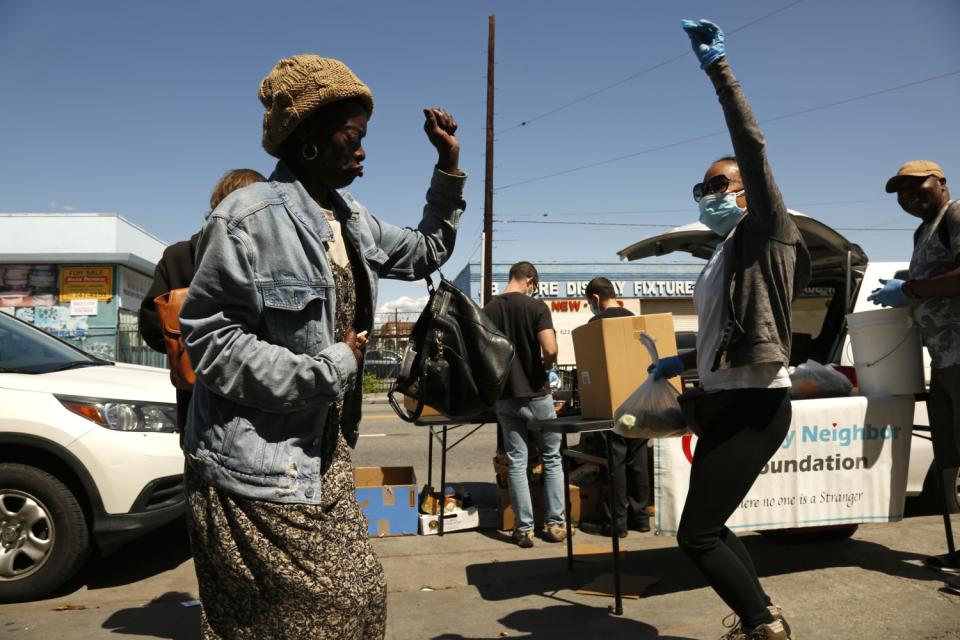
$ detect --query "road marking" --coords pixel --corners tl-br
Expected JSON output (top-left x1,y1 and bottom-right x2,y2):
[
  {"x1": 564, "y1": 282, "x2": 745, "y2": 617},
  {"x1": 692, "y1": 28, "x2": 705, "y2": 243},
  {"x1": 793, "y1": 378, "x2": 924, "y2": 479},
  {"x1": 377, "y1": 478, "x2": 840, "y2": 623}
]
[
  {"x1": 363, "y1": 414, "x2": 400, "y2": 421},
  {"x1": 359, "y1": 433, "x2": 388, "y2": 438}
]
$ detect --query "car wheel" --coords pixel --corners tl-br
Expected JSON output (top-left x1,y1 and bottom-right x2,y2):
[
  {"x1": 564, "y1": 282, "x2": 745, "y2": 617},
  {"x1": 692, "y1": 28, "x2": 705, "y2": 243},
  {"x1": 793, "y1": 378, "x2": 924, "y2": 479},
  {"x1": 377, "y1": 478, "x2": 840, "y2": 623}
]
[{"x1": 0, "y1": 464, "x2": 90, "y2": 602}]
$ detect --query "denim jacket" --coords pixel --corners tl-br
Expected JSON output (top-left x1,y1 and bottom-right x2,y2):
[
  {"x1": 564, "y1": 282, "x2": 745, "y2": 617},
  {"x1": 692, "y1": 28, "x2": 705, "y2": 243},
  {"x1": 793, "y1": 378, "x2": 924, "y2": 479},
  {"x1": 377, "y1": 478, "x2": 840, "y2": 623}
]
[{"x1": 180, "y1": 160, "x2": 466, "y2": 503}]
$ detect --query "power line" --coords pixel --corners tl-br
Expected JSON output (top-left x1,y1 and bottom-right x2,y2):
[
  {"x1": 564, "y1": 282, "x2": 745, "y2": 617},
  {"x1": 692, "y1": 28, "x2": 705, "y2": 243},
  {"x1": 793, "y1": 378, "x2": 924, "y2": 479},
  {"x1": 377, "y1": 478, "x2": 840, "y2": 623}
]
[
  {"x1": 494, "y1": 68, "x2": 960, "y2": 192},
  {"x1": 498, "y1": 0, "x2": 806, "y2": 135},
  {"x1": 494, "y1": 218, "x2": 915, "y2": 232},
  {"x1": 496, "y1": 219, "x2": 674, "y2": 228},
  {"x1": 496, "y1": 130, "x2": 726, "y2": 191},
  {"x1": 496, "y1": 198, "x2": 892, "y2": 218}
]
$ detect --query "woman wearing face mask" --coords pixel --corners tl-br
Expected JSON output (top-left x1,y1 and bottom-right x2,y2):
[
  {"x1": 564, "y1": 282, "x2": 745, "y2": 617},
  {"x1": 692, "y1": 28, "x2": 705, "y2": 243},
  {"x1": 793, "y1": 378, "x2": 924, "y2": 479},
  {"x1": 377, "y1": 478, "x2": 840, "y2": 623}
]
[
  {"x1": 649, "y1": 21, "x2": 810, "y2": 640},
  {"x1": 179, "y1": 55, "x2": 465, "y2": 639}
]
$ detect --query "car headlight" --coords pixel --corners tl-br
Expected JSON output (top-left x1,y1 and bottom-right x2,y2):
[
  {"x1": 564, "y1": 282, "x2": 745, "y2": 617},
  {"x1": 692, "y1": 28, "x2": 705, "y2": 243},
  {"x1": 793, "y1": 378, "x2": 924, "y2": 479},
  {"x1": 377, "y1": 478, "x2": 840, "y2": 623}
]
[{"x1": 57, "y1": 396, "x2": 178, "y2": 433}]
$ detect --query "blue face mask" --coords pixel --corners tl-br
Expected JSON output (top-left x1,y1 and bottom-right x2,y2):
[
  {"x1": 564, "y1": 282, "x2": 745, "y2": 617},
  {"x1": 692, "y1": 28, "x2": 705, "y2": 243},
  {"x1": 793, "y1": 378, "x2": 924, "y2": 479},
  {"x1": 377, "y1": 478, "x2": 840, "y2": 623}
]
[{"x1": 698, "y1": 191, "x2": 746, "y2": 236}]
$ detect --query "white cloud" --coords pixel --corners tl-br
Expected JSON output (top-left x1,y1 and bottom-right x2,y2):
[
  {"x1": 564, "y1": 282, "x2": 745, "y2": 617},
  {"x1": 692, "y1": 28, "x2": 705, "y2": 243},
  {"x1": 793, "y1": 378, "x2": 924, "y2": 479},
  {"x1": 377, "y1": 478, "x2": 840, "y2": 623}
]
[
  {"x1": 48, "y1": 201, "x2": 76, "y2": 212},
  {"x1": 377, "y1": 295, "x2": 429, "y2": 314}
]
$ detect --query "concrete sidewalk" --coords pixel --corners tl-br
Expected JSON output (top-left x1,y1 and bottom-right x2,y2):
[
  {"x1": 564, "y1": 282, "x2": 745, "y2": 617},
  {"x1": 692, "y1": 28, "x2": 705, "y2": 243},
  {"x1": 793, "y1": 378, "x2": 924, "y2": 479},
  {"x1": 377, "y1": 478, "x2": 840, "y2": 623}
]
[{"x1": 1, "y1": 514, "x2": 958, "y2": 639}]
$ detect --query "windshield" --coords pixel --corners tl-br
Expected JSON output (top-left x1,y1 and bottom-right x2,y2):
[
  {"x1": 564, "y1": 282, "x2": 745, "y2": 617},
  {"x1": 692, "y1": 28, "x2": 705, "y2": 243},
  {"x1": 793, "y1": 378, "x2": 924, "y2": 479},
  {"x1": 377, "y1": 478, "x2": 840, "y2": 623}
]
[{"x1": 0, "y1": 313, "x2": 105, "y2": 374}]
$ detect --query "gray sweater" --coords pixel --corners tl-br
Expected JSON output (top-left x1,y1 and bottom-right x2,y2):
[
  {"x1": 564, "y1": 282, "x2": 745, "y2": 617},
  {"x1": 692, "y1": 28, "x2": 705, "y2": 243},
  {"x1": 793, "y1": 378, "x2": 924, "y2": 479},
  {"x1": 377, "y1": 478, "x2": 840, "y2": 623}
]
[{"x1": 696, "y1": 59, "x2": 812, "y2": 372}]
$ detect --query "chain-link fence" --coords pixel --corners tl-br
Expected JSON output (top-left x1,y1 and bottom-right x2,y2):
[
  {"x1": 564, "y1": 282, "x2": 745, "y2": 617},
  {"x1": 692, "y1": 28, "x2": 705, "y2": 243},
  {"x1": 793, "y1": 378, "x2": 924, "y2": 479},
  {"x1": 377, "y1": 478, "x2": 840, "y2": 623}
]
[
  {"x1": 117, "y1": 326, "x2": 167, "y2": 368},
  {"x1": 362, "y1": 311, "x2": 420, "y2": 393}
]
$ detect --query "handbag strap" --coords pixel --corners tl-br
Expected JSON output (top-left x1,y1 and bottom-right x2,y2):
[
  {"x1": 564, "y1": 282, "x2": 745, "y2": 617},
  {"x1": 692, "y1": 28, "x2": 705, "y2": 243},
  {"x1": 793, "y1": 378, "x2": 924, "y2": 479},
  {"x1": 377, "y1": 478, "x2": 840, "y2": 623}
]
[
  {"x1": 386, "y1": 273, "x2": 437, "y2": 423},
  {"x1": 388, "y1": 381, "x2": 424, "y2": 423}
]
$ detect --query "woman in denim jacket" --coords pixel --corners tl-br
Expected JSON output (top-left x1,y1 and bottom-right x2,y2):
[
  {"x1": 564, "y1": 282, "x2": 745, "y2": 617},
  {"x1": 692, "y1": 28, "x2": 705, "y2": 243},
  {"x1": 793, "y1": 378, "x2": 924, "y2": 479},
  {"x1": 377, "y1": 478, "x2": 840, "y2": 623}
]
[{"x1": 179, "y1": 55, "x2": 466, "y2": 639}]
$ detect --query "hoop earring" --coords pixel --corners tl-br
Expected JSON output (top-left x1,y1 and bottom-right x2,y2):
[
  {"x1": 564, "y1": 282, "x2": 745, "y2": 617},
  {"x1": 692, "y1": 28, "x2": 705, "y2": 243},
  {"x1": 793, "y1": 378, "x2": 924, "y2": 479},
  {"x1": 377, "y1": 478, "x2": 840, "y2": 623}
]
[{"x1": 301, "y1": 143, "x2": 318, "y2": 161}]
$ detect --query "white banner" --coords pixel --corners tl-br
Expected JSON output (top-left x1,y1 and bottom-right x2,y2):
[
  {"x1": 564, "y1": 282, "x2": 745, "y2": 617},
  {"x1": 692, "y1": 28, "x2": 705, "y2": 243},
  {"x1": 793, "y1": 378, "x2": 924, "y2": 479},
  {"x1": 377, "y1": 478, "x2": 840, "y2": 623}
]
[{"x1": 654, "y1": 395, "x2": 914, "y2": 534}]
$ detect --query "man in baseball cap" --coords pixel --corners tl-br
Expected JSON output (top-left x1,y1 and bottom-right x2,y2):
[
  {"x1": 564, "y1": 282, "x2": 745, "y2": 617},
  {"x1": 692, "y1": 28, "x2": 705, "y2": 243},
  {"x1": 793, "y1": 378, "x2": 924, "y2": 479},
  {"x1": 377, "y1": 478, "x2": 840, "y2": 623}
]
[
  {"x1": 870, "y1": 160, "x2": 960, "y2": 578},
  {"x1": 884, "y1": 160, "x2": 946, "y2": 194}
]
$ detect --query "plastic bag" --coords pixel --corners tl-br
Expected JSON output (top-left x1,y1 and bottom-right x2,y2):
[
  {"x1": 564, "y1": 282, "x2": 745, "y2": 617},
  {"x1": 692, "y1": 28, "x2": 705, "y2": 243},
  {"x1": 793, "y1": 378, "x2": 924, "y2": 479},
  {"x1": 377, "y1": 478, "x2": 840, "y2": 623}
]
[
  {"x1": 613, "y1": 332, "x2": 687, "y2": 438},
  {"x1": 788, "y1": 359, "x2": 853, "y2": 399}
]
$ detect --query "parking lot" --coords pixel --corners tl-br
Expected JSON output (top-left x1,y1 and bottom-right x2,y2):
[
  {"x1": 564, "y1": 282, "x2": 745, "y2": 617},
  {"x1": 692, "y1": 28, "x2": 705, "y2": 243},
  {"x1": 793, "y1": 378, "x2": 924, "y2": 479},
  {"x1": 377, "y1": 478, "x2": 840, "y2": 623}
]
[{"x1": 1, "y1": 402, "x2": 958, "y2": 639}]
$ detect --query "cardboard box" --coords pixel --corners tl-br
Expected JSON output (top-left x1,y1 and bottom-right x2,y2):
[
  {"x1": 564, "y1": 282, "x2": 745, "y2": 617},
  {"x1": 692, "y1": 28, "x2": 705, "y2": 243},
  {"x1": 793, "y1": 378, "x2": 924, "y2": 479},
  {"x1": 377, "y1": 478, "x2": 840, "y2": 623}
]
[
  {"x1": 419, "y1": 506, "x2": 481, "y2": 535},
  {"x1": 497, "y1": 483, "x2": 601, "y2": 531},
  {"x1": 403, "y1": 394, "x2": 441, "y2": 418},
  {"x1": 354, "y1": 467, "x2": 418, "y2": 537},
  {"x1": 571, "y1": 313, "x2": 681, "y2": 419},
  {"x1": 493, "y1": 451, "x2": 543, "y2": 488}
]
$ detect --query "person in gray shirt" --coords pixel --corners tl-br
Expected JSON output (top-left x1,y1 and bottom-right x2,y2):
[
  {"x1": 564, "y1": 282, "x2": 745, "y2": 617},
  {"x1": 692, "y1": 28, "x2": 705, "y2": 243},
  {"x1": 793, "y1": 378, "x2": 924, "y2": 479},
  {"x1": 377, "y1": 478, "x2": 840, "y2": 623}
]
[
  {"x1": 870, "y1": 160, "x2": 960, "y2": 577},
  {"x1": 651, "y1": 20, "x2": 810, "y2": 640}
]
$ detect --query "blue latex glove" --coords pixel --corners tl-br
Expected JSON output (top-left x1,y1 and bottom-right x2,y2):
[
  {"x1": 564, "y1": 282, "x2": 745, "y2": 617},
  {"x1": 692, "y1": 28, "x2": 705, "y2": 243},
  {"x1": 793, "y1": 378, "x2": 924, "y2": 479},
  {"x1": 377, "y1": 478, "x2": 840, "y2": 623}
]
[
  {"x1": 867, "y1": 278, "x2": 910, "y2": 308},
  {"x1": 548, "y1": 370, "x2": 561, "y2": 390},
  {"x1": 648, "y1": 355, "x2": 685, "y2": 381},
  {"x1": 681, "y1": 19, "x2": 726, "y2": 69}
]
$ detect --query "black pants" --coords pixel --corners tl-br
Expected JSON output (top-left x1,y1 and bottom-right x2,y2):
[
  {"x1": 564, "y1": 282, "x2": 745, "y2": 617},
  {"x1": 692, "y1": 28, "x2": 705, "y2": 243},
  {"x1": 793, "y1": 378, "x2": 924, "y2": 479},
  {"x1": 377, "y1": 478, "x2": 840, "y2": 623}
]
[
  {"x1": 599, "y1": 433, "x2": 650, "y2": 529},
  {"x1": 928, "y1": 364, "x2": 960, "y2": 469},
  {"x1": 677, "y1": 387, "x2": 791, "y2": 629}
]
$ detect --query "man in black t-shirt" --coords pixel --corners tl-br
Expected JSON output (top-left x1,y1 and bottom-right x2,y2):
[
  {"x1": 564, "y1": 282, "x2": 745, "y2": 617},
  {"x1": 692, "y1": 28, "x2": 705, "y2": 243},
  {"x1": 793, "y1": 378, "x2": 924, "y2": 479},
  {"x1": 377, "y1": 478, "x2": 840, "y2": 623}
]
[
  {"x1": 484, "y1": 261, "x2": 564, "y2": 548},
  {"x1": 580, "y1": 277, "x2": 651, "y2": 537}
]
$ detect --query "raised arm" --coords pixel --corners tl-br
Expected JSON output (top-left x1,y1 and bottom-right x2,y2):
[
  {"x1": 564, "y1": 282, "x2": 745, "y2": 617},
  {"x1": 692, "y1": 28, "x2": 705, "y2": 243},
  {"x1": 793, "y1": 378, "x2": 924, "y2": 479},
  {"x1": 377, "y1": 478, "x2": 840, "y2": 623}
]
[
  {"x1": 682, "y1": 19, "x2": 793, "y2": 242},
  {"x1": 363, "y1": 107, "x2": 467, "y2": 280}
]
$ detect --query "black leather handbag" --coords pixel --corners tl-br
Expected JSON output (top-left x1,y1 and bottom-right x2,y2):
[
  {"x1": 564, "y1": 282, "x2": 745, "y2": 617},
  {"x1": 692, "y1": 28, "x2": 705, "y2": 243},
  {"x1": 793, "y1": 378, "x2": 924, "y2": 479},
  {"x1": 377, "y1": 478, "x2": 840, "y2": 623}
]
[{"x1": 388, "y1": 274, "x2": 515, "y2": 422}]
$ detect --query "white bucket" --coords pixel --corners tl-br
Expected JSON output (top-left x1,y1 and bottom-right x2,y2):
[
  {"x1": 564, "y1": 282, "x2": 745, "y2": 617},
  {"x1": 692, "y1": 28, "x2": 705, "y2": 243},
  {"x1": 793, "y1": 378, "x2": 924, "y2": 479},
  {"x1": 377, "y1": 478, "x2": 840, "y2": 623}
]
[{"x1": 845, "y1": 307, "x2": 924, "y2": 396}]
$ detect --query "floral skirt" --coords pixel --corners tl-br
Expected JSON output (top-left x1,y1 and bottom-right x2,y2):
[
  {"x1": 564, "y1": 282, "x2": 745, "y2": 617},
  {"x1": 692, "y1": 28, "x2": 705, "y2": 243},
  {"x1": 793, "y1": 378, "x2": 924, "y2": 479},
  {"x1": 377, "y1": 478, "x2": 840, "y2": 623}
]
[{"x1": 185, "y1": 435, "x2": 387, "y2": 640}]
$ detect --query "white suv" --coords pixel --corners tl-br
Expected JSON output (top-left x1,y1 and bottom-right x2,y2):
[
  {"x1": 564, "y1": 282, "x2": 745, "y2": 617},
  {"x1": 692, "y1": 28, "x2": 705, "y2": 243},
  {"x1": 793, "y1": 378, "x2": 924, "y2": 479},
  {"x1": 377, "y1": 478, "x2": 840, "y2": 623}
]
[{"x1": 0, "y1": 312, "x2": 184, "y2": 601}]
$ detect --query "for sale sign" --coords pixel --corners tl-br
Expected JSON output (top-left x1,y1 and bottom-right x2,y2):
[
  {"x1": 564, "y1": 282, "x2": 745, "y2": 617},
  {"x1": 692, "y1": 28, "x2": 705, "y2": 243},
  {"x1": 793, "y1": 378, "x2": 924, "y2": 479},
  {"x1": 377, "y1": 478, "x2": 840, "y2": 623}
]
[
  {"x1": 59, "y1": 266, "x2": 114, "y2": 301},
  {"x1": 653, "y1": 395, "x2": 914, "y2": 534}
]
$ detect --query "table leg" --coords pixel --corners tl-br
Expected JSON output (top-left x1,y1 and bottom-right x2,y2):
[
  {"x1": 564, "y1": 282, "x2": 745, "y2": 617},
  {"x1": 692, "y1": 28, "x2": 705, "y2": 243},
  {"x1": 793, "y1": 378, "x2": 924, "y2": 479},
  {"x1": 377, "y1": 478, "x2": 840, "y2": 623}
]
[
  {"x1": 439, "y1": 425, "x2": 448, "y2": 536},
  {"x1": 606, "y1": 439, "x2": 623, "y2": 616},
  {"x1": 562, "y1": 432, "x2": 573, "y2": 572},
  {"x1": 427, "y1": 426, "x2": 434, "y2": 489},
  {"x1": 935, "y1": 463, "x2": 957, "y2": 555}
]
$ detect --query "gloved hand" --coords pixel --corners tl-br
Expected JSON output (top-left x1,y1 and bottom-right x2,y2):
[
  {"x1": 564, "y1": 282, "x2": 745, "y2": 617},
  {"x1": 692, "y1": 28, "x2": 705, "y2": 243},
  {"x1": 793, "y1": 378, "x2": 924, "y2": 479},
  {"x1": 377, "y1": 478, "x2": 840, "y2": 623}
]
[
  {"x1": 681, "y1": 19, "x2": 726, "y2": 69},
  {"x1": 648, "y1": 355, "x2": 685, "y2": 381},
  {"x1": 548, "y1": 370, "x2": 561, "y2": 391},
  {"x1": 867, "y1": 279, "x2": 910, "y2": 308}
]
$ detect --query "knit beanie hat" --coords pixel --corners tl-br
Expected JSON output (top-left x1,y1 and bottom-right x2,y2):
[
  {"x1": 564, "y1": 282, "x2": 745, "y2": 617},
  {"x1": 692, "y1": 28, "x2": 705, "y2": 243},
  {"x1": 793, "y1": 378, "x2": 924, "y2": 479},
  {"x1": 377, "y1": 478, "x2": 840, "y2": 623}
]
[{"x1": 258, "y1": 55, "x2": 374, "y2": 158}]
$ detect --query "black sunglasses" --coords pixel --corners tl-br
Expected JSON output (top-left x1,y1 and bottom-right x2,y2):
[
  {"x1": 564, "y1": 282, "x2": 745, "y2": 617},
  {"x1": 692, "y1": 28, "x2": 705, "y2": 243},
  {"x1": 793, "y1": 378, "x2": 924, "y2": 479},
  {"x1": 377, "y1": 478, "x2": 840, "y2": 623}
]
[{"x1": 693, "y1": 175, "x2": 741, "y2": 202}]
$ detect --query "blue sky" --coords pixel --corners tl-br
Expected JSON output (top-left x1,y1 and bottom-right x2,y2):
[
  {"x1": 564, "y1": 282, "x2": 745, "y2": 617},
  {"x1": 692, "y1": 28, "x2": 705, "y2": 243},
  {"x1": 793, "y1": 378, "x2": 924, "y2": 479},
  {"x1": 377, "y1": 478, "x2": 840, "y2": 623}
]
[{"x1": 2, "y1": 0, "x2": 958, "y2": 310}]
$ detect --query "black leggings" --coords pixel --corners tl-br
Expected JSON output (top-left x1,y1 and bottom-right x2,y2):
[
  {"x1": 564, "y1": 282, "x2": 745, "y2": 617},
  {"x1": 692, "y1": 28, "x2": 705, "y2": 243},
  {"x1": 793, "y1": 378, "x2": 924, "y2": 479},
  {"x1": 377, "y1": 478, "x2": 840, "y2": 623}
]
[{"x1": 677, "y1": 387, "x2": 791, "y2": 628}]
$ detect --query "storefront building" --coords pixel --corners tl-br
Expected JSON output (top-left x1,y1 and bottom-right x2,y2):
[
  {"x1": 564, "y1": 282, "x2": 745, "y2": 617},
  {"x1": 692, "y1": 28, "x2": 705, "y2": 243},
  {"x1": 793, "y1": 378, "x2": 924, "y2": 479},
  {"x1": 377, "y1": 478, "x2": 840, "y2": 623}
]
[
  {"x1": 0, "y1": 213, "x2": 166, "y2": 365},
  {"x1": 452, "y1": 261, "x2": 705, "y2": 366}
]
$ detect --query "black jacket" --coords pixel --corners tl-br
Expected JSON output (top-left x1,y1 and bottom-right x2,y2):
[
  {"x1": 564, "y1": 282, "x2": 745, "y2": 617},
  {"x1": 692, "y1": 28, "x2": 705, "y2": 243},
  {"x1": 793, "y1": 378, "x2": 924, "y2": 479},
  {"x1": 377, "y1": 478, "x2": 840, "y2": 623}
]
[{"x1": 139, "y1": 232, "x2": 200, "y2": 430}]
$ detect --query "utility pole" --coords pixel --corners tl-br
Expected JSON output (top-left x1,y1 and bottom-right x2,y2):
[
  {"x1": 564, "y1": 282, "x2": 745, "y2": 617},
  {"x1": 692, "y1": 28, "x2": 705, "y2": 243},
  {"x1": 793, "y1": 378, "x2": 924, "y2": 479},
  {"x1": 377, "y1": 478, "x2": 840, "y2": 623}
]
[
  {"x1": 483, "y1": 15, "x2": 504, "y2": 456},
  {"x1": 482, "y1": 14, "x2": 495, "y2": 306}
]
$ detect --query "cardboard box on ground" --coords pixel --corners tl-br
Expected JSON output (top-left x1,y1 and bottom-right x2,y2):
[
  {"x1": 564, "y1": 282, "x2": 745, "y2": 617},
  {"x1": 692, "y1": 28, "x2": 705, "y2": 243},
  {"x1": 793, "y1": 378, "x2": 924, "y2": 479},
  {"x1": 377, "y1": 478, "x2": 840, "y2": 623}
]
[
  {"x1": 495, "y1": 449, "x2": 602, "y2": 530},
  {"x1": 419, "y1": 508, "x2": 481, "y2": 535},
  {"x1": 497, "y1": 483, "x2": 601, "y2": 531},
  {"x1": 572, "y1": 313, "x2": 681, "y2": 419},
  {"x1": 418, "y1": 484, "x2": 481, "y2": 535},
  {"x1": 355, "y1": 467, "x2": 419, "y2": 537}
]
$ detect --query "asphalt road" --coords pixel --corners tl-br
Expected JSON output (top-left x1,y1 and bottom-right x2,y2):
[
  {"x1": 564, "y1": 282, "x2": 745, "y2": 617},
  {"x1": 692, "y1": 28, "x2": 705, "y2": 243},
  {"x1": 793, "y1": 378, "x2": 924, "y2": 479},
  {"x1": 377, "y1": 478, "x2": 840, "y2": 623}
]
[{"x1": 1, "y1": 402, "x2": 958, "y2": 639}]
